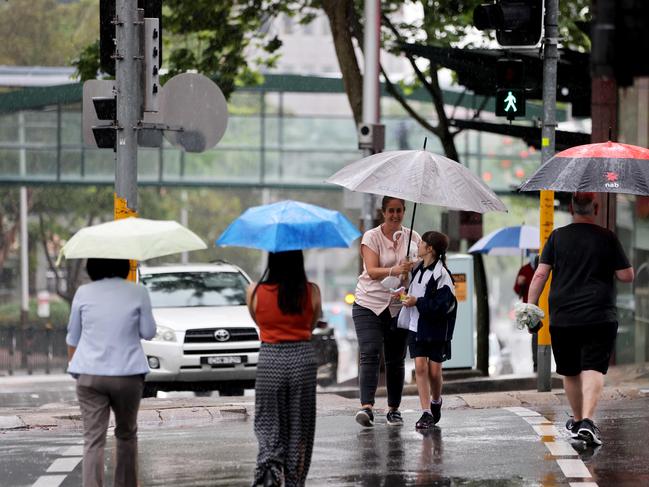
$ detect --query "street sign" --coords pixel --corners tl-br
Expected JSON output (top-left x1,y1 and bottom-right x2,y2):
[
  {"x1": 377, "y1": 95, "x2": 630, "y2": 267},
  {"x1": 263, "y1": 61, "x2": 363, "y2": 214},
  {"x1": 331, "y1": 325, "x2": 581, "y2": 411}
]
[{"x1": 158, "y1": 73, "x2": 229, "y2": 153}]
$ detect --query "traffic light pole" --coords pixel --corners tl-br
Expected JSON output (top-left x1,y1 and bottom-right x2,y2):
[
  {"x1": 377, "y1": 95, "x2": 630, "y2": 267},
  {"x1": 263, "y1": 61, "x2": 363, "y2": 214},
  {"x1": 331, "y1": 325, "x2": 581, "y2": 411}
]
[
  {"x1": 537, "y1": 0, "x2": 558, "y2": 392},
  {"x1": 115, "y1": 0, "x2": 141, "y2": 215},
  {"x1": 361, "y1": 0, "x2": 381, "y2": 233},
  {"x1": 114, "y1": 0, "x2": 142, "y2": 281}
]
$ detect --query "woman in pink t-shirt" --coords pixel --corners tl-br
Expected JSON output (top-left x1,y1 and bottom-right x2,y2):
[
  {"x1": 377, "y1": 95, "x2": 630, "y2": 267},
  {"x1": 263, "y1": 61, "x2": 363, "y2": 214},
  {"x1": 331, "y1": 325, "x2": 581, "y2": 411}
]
[{"x1": 353, "y1": 196, "x2": 421, "y2": 427}]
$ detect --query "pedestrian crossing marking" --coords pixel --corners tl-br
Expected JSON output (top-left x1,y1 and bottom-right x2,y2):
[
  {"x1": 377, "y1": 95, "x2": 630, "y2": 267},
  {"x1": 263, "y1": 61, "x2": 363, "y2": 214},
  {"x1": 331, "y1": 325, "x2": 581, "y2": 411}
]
[
  {"x1": 503, "y1": 407, "x2": 597, "y2": 486},
  {"x1": 523, "y1": 416, "x2": 551, "y2": 424},
  {"x1": 46, "y1": 456, "x2": 82, "y2": 472},
  {"x1": 32, "y1": 475, "x2": 66, "y2": 487},
  {"x1": 544, "y1": 439, "x2": 579, "y2": 456},
  {"x1": 61, "y1": 445, "x2": 83, "y2": 456},
  {"x1": 557, "y1": 459, "x2": 592, "y2": 478},
  {"x1": 532, "y1": 424, "x2": 560, "y2": 436}
]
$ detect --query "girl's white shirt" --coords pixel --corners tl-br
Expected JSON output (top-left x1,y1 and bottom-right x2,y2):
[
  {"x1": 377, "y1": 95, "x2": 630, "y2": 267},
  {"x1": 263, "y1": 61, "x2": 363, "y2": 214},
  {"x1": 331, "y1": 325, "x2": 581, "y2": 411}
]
[{"x1": 397, "y1": 260, "x2": 455, "y2": 332}]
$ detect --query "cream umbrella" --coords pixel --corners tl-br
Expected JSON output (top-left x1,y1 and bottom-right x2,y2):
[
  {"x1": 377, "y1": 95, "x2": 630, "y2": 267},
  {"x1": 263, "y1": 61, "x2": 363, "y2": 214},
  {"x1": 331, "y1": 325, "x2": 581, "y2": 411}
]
[{"x1": 57, "y1": 217, "x2": 206, "y2": 263}]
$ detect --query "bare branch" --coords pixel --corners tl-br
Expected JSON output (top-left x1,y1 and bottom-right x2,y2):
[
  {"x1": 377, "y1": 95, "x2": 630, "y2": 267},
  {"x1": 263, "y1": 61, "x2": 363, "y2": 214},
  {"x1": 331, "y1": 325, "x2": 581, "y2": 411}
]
[
  {"x1": 381, "y1": 14, "x2": 435, "y2": 94},
  {"x1": 380, "y1": 65, "x2": 440, "y2": 136}
]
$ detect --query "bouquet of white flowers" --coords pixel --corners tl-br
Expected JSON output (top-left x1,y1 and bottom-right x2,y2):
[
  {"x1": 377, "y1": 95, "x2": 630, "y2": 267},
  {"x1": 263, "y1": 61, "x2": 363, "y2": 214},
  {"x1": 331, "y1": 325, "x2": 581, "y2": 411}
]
[{"x1": 514, "y1": 302, "x2": 545, "y2": 333}]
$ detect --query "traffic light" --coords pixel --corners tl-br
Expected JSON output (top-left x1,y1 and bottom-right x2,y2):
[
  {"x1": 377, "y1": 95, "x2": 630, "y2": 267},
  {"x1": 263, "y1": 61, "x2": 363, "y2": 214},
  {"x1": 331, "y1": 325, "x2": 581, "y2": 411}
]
[
  {"x1": 495, "y1": 59, "x2": 526, "y2": 120},
  {"x1": 91, "y1": 96, "x2": 117, "y2": 149},
  {"x1": 100, "y1": 0, "x2": 162, "y2": 76},
  {"x1": 143, "y1": 17, "x2": 160, "y2": 112},
  {"x1": 473, "y1": 0, "x2": 544, "y2": 48}
]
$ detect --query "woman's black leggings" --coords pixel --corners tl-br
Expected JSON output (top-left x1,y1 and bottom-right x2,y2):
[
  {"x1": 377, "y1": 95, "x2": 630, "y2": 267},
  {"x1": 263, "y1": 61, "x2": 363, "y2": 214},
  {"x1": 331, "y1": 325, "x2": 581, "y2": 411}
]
[{"x1": 352, "y1": 303, "x2": 408, "y2": 408}]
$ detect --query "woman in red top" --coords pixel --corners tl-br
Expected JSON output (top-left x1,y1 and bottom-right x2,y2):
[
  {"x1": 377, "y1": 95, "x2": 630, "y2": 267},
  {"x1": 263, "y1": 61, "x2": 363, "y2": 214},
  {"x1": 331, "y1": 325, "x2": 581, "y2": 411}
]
[{"x1": 246, "y1": 250, "x2": 322, "y2": 487}]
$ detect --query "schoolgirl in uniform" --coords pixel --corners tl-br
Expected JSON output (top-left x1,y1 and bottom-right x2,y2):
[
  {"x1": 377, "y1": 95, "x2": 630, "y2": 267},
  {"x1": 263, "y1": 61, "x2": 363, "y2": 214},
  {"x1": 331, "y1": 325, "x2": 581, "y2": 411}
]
[{"x1": 397, "y1": 231, "x2": 457, "y2": 429}]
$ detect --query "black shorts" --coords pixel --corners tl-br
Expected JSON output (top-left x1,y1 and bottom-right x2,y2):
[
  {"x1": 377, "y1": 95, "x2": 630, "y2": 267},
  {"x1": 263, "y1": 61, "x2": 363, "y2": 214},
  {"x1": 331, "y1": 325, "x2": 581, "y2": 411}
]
[
  {"x1": 550, "y1": 322, "x2": 618, "y2": 376},
  {"x1": 408, "y1": 331, "x2": 451, "y2": 363}
]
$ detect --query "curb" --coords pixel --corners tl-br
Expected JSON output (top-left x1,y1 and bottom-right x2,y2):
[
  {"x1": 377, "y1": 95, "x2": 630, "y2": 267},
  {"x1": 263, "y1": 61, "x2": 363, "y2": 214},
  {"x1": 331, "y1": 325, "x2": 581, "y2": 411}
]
[{"x1": 0, "y1": 403, "x2": 249, "y2": 431}]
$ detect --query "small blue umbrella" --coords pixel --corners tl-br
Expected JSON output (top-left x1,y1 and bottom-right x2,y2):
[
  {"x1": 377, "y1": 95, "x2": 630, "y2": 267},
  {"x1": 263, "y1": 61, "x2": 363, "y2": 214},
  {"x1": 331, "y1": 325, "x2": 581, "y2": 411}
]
[
  {"x1": 216, "y1": 200, "x2": 361, "y2": 252},
  {"x1": 468, "y1": 225, "x2": 540, "y2": 256}
]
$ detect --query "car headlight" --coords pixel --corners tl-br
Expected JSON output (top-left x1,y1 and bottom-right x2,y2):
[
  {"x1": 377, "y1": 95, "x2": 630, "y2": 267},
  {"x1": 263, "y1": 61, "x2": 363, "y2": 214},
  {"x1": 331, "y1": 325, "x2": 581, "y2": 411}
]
[{"x1": 153, "y1": 325, "x2": 176, "y2": 342}]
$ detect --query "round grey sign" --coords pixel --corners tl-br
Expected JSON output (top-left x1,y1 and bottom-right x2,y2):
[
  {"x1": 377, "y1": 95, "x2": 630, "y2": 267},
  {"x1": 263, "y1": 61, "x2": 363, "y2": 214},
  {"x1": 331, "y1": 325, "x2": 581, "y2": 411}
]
[{"x1": 159, "y1": 73, "x2": 228, "y2": 152}]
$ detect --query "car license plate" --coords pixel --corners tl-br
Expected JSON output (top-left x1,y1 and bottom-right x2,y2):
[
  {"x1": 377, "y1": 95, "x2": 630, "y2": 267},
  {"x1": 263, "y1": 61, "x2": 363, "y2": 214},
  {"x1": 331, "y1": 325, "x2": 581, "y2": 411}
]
[{"x1": 203, "y1": 356, "x2": 244, "y2": 365}]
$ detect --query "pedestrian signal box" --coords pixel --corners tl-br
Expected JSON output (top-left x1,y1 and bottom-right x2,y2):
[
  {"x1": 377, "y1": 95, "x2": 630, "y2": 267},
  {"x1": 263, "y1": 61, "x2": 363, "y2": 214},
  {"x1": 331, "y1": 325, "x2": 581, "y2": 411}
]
[
  {"x1": 496, "y1": 89, "x2": 526, "y2": 119},
  {"x1": 495, "y1": 58, "x2": 525, "y2": 120}
]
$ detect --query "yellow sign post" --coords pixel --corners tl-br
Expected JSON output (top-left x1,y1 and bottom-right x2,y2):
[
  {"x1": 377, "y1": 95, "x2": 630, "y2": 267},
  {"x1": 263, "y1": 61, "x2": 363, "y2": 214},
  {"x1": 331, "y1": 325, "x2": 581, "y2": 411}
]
[
  {"x1": 114, "y1": 193, "x2": 138, "y2": 282},
  {"x1": 537, "y1": 190, "x2": 554, "y2": 391}
]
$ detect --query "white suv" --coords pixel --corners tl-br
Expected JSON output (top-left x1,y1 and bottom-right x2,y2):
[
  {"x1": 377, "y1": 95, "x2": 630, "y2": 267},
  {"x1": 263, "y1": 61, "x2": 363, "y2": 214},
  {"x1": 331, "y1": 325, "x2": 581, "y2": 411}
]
[{"x1": 139, "y1": 263, "x2": 259, "y2": 397}]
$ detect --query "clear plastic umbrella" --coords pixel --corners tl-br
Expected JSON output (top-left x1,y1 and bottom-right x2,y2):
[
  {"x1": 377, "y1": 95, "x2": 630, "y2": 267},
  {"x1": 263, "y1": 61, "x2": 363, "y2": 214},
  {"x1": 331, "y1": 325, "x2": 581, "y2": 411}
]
[
  {"x1": 326, "y1": 149, "x2": 507, "y2": 256},
  {"x1": 326, "y1": 150, "x2": 507, "y2": 213}
]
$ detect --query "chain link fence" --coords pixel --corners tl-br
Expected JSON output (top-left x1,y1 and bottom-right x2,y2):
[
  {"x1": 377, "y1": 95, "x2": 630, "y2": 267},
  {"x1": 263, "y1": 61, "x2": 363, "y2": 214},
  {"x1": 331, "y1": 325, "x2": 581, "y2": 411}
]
[{"x1": 0, "y1": 326, "x2": 68, "y2": 375}]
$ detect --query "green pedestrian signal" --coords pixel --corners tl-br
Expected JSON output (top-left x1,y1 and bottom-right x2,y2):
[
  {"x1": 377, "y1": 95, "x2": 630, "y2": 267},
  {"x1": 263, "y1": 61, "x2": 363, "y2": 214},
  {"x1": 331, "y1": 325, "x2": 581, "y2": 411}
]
[{"x1": 496, "y1": 88, "x2": 526, "y2": 120}]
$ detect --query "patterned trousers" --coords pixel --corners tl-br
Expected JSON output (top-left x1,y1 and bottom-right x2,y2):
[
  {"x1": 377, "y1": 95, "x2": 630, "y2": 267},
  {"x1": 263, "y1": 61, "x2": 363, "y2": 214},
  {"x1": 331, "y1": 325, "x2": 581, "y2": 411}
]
[{"x1": 252, "y1": 341, "x2": 317, "y2": 487}]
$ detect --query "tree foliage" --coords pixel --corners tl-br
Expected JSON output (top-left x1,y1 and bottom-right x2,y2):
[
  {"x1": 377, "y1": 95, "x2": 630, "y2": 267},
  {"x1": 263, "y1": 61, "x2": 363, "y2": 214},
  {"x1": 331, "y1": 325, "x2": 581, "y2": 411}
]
[{"x1": 0, "y1": 0, "x2": 98, "y2": 66}]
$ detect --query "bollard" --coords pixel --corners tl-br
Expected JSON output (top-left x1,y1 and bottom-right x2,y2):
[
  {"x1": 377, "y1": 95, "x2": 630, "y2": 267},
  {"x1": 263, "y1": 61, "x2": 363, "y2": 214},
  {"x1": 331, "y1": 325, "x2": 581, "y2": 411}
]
[
  {"x1": 8, "y1": 326, "x2": 15, "y2": 376},
  {"x1": 26, "y1": 326, "x2": 33, "y2": 375},
  {"x1": 45, "y1": 326, "x2": 52, "y2": 374}
]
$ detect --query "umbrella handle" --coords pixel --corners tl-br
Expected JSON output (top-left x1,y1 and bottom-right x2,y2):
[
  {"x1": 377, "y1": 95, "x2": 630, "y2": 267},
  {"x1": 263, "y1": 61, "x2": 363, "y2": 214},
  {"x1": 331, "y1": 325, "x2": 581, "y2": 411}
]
[{"x1": 406, "y1": 202, "x2": 417, "y2": 260}]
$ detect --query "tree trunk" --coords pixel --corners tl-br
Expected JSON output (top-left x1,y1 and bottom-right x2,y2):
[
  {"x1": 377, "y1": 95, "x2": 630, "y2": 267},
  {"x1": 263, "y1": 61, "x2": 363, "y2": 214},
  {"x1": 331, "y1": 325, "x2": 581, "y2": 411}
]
[{"x1": 321, "y1": 0, "x2": 364, "y2": 124}]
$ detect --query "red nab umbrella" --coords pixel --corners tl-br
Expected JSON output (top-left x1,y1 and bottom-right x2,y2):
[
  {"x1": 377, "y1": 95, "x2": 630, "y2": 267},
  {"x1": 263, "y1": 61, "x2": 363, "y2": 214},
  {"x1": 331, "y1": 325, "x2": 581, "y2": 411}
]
[{"x1": 519, "y1": 141, "x2": 649, "y2": 195}]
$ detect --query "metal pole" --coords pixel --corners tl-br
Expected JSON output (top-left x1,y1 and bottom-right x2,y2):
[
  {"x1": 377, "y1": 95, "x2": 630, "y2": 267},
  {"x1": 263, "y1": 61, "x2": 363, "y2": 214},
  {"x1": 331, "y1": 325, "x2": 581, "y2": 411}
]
[
  {"x1": 114, "y1": 0, "x2": 142, "y2": 282},
  {"x1": 361, "y1": 0, "x2": 381, "y2": 232},
  {"x1": 537, "y1": 0, "x2": 559, "y2": 392},
  {"x1": 115, "y1": 0, "x2": 141, "y2": 213},
  {"x1": 180, "y1": 189, "x2": 189, "y2": 264},
  {"x1": 18, "y1": 112, "x2": 29, "y2": 368}
]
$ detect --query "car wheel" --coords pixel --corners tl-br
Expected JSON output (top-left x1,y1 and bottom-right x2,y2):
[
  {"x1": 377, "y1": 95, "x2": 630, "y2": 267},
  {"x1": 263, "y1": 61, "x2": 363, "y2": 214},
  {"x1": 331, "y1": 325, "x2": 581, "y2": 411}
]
[
  {"x1": 219, "y1": 385, "x2": 245, "y2": 396},
  {"x1": 142, "y1": 384, "x2": 158, "y2": 398}
]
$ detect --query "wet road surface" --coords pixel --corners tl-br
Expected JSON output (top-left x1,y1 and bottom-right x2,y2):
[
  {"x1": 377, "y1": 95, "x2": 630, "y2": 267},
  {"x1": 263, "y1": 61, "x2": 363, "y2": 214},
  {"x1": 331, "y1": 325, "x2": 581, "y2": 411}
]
[{"x1": 2, "y1": 397, "x2": 649, "y2": 486}]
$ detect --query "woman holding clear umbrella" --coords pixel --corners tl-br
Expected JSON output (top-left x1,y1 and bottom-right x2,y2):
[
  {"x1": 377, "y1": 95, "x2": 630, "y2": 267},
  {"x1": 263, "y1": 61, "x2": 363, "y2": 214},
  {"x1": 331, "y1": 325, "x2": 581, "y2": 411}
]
[{"x1": 352, "y1": 196, "x2": 420, "y2": 427}]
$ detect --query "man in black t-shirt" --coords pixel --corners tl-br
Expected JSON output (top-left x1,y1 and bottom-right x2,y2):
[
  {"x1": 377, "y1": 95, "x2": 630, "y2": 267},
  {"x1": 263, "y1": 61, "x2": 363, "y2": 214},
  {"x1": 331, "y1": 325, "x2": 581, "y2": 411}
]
[{"x1": 528, "y1": 192, "x2": 634, "y2": 447}]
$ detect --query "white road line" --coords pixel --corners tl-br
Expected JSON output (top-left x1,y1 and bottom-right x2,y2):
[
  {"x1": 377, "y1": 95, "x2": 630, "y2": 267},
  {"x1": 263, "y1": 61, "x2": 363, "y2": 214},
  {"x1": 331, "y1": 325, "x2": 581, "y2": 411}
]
[
  {"x1": 532, "y1": 424, "x2": 560, "y2": 436},
  {"x1": 46, "y1": 456, "x2": 82, "y2": 473},
  {"x1": 523, "y1": 416, "x2": 551, "y2": 425},
  {"x1": 504, "y1": 406, "x2": 542, "y2": 416},
  {"x1": 61, "y1": 445, "x2": 83, "y2": 456},
  {"x1": 544, "y1": 439, "x2": 579, "y2": 456},
  {"x1": 557, "y1": 459, "x2": 592, "y2": 478},
  {"x1": 31, "y1": 475, "x2": 67, "y2": 487},
  {"x1": 504, "y1": 407, "x2": 597, "y2": 486}
]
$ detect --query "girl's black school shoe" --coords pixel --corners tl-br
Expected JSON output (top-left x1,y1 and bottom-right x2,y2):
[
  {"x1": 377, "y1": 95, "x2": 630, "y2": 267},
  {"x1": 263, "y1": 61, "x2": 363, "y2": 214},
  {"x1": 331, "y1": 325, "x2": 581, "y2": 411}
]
[
  {"x1": 355, "y1": 407, "x2": 374, "y2": 427},
  {"x1": 386, "y1": 409, "x2": 404, "y2": 426}
]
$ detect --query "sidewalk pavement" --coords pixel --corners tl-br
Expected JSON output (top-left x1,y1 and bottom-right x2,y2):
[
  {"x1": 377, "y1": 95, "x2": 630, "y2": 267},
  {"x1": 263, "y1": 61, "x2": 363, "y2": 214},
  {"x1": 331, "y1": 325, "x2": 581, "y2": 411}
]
[{"x1": 1, "y1": 363, "x2": 648, "y2": 431}]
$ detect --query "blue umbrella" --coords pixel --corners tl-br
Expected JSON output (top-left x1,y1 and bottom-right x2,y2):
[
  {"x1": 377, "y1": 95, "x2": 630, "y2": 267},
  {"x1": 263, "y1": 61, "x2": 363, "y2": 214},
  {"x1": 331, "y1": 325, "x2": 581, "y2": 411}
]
[
  {"x1": 468, "y1": 225, "x2": 540, "y2": 256},
  {"x1": 216, "y1": 200, "x2": 361, "y2": 252}
]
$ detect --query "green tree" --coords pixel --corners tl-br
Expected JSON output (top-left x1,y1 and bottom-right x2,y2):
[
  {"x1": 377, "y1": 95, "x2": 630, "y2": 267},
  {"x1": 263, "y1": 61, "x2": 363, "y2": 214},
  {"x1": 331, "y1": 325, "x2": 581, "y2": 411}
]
[
  {"x1": 73, "y1": 0, "x2": 589, "y2": 162},
  {"x1": 0, "y1": 0, "x2": 98, "y2": 66}
]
